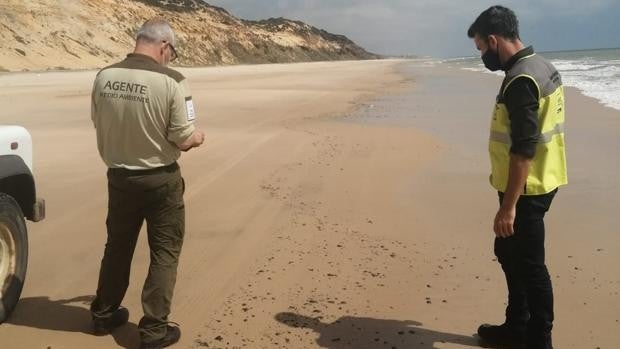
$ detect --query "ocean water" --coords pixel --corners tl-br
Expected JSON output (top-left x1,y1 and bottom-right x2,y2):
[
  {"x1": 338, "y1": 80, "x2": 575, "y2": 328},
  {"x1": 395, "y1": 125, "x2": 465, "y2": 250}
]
[{"x1": 444, "y1": 48, "x2": 620, "y2": 111}]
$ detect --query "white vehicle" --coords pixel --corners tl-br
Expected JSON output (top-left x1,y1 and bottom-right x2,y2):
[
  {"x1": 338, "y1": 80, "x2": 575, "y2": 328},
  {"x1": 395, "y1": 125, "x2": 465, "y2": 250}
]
[{"x1": 0, "y1": 126, "x2": 45, "y2": 323}]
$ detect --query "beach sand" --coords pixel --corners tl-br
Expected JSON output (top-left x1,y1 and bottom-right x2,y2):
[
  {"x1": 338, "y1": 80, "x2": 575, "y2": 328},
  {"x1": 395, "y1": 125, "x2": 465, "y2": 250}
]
[{"x1": 0, "y1": 60, "x2": 618, "y2": 348}]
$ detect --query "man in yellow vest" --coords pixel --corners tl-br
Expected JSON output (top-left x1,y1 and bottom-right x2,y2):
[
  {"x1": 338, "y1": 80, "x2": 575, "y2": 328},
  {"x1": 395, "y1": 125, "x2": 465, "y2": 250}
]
[{"x1": 467, "y1": 6, "x2": 567, "y2": 349}]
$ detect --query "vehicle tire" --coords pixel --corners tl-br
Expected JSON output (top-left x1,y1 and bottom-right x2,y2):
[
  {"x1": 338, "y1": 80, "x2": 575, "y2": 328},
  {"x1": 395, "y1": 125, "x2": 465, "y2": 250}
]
[{"x1": 0, "y1": 193, "x2": 28, "y2": 324}]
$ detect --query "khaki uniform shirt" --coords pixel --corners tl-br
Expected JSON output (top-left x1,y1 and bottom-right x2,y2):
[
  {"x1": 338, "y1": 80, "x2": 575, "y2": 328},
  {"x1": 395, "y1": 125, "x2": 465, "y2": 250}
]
[{"x1": 91, "y1": 53, "x2": 196, "y2": 169}]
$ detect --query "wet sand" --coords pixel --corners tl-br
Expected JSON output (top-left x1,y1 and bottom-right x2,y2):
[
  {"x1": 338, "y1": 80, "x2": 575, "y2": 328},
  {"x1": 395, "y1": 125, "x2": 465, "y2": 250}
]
[{"x1": 0, "y1": 60, "x2": 618, "y2": 349}]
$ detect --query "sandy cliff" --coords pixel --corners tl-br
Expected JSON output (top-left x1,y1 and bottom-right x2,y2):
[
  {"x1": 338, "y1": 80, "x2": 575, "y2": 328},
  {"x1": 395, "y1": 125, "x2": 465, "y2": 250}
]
[{"x1": 0, "y1": 0, "x2": 379, "y2": 72}]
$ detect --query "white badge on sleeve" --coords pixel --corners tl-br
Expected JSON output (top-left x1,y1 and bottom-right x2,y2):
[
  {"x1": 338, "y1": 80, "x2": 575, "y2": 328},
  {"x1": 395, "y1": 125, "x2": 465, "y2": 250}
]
[{"x1": 185, "y1": 97, "x2": 196, "y2": 122}]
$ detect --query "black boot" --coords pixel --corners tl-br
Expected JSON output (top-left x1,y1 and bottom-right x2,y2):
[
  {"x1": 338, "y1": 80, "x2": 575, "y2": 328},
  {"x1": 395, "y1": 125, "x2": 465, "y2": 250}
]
[
  {"x1": 93, "y1": 307, "x2": 129, "y2": 336},
  {"x1": 140, "y1": 325, "x2": 181, "y2": 349},
  {"x1": 478, "y1": 323, "x2": 525, "y2": 349}
]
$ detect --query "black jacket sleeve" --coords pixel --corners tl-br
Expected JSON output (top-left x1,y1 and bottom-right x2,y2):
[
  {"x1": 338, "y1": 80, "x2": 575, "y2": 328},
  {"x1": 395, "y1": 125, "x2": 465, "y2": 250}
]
[{"x1": 504, "y1": 76, "x2": 540, "y2": 159}]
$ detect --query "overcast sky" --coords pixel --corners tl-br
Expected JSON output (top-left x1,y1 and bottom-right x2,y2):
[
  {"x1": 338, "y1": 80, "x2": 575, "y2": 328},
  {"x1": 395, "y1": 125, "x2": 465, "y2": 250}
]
[{"x1": 206, "y1": 0, "x2": 620, "y2": 58}]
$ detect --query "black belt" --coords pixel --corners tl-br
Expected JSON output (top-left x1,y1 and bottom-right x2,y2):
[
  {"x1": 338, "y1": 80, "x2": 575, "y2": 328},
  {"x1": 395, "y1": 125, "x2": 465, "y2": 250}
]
[{"x1": 108, "y1": 162, "x2": 179, "y2": 176}]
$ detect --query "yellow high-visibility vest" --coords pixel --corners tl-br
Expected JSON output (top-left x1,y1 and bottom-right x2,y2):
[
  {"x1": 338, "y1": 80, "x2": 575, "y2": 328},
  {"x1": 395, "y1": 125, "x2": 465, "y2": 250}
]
[{"x1": 489, "y1": 53, "x2": 568, "y2": 195}]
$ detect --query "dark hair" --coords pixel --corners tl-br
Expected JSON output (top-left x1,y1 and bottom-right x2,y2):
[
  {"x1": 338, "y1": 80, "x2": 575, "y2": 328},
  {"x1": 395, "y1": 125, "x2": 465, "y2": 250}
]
[{"x1": 467, "y1": 5, "x2": 520, "y2": 41}]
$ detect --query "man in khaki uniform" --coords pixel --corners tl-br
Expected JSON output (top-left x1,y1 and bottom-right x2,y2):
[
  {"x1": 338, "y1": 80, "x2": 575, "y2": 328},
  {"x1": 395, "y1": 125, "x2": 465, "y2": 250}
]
[{"x1": 90, "y1": 18, "x2": 204, "y2": 349}]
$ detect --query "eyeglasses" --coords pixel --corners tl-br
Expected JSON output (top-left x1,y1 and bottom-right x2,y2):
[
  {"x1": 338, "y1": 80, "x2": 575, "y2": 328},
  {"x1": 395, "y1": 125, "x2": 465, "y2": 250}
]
[{"x1": 163, "y1": 41, "x2": 178, "y2": 61}]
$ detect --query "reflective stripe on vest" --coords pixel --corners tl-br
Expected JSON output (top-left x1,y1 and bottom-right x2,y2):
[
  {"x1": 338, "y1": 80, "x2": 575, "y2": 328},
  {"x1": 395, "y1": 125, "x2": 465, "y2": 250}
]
[
  {"x1": 488, "y1": 53, "x2": 568, "y2": 195},
  {"x1": 490, "y1": 122, "x2": 565, "y2": 145}
]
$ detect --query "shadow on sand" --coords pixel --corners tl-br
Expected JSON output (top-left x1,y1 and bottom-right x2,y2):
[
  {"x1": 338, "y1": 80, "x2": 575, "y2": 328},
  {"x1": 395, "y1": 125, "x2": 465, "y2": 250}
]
[
  {"x1": 7, "y1": 295, "x2": 138, "y2": 349},
  {"x1": 276, "y1": 312, "x2": 482, "y2": 349}
]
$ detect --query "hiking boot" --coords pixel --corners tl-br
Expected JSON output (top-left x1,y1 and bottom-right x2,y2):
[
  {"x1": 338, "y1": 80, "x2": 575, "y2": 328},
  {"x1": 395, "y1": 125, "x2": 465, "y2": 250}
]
[
  {"x1": 93, "y1": 307, "x2": 129, "y2": 336},
  {"x1": 140, "y1": 325, "x2": 181, "y2": 349},
  {"x1": 478, "y1": 323, "x2": 525, "y2": 349}
]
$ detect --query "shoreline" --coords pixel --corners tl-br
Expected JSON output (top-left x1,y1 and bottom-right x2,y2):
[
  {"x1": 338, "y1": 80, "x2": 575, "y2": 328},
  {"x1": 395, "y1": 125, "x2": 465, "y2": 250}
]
[
  {"x1": 441, "y1": 58, "x2": 620, "y2": 113},
  {"x1": 2, "y1": 57, "x2": 616, "y2": 115}
]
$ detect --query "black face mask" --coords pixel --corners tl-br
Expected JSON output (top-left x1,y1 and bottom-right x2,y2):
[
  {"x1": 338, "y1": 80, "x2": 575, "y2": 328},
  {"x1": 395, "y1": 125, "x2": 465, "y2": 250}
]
[{"x1": 482, "y1": 48, "x2": 503, "y2": 71}]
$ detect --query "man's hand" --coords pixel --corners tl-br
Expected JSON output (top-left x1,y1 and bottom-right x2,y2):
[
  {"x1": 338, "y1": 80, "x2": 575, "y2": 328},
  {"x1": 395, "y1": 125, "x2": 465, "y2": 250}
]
[
  {"x1": 194, "y1": 130, "x2": 205, "y2": 147},
  {"x1": 494, "y1": 206, "x2": 516, "y2": 238},
  {"x1": 179, "y1": 130, "x2": 205, "y2": 152},
  {"x1": 492, "y1": 154, "x2": 531, "y2": 238}
]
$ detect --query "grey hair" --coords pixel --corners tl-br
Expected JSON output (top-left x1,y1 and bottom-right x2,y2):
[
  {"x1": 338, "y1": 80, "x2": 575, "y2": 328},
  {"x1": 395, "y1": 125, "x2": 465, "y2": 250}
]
[{"x1": 136, "y1": 18, "x2": 176, "y2": 45}]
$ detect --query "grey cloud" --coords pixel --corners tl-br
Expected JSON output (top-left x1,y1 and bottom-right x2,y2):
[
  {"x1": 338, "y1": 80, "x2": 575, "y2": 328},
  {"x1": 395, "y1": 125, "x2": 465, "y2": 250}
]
[{"x1": 206, "y1": 0, "x2": 620, "y2": 57}]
